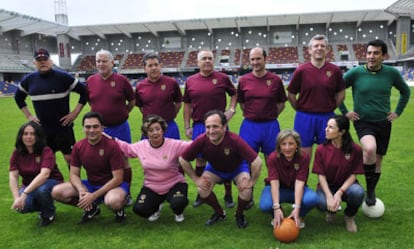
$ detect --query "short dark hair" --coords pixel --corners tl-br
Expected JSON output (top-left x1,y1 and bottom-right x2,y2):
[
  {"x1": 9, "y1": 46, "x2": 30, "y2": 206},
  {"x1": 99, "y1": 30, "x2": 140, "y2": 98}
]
[
  {"x1": 142, "y1": 52, "x2": 161, "y2": 66},
  {"x1": 82, "y1": 112, "x2": 104, "y2": 126},
  {"x1": 141, "y1": 114, "x2": 168, "y2": 136},
  {"x1": 204, "y1": 109, "x2": 227, "y2": 126},
  {"x1": 367, "y1": 39, "x2": 388, "y2": 55},
  {"x1": 15, "y1": 121, "x2": 47, "y2": 155}
]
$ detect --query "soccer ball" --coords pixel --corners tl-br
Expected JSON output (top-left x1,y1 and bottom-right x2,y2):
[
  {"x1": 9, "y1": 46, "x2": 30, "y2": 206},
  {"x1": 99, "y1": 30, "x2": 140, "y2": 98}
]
[
  {"x1": 362, "y1": 198, "x2": 385, "y2": 218},
  {"x1": 273, "y1": 218, "x2": 300, "y2": 243}
]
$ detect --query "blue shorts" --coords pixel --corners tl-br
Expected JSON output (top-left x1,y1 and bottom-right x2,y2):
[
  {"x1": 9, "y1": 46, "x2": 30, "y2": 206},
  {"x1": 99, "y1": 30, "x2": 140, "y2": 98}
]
[
  {"x1": 165, "y1": 120, "x2": 180, "y2": 139},
  {"x1": 104, "y1": 120, "x2": 131, "y2": 143},
  {"x1": 82, "y1": 180, "x2": 129, "y2": 204},
  {"x1": 294, "y1": 111, "x2": 333, "y2": 147},
  {"x1": 191, "y1": 122, "x2": 205, "y2": 140},
  {"x1": 239, "y1": 119, "x2": 280, "y2": 155},
  {"x1": 205, "y1": 161, "x2": 250, "y2": 181}
]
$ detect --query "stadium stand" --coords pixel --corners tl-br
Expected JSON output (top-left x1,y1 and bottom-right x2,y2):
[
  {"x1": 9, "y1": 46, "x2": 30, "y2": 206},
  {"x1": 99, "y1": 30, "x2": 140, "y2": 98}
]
[
  {"x1": 337, "y1": 44, "x2": 348, "y2": 53},
  {"x1": 234, "y1": 49, "x2": 241, "y2": 66},
  {"x1": 0, "y1": 81, "x2": 18, "y2": 95},
  {"x1": 76, "y1": 55, "x2": 96, "y2": 72},
  {"x1": 402, "y1": 67, "x2": 414, "y2": 80},
  {"x1": 353, "y1": 43, "x2": 367, "y2": 61},
  {"x1": 268, "y1": 47, "x2": 299, "y2": 64},
  {"x1": 0, "y1": 54, "x2": 34, "y2": 73},
  {"x1": 123, "y1": 53, "x2": 145, "y2": 70},
  {"x1": 158, "y1": 51, "x2": 184, "y2": 68},
  {"x1": 0, "y1": 0, "x2": 413, "y2": 92},
  {"x1": 185, "y1": 50, "x2": 198, "y2": 67},
  {"x1": 241, "y1": 48, "x2": 251, "y2": 68}
]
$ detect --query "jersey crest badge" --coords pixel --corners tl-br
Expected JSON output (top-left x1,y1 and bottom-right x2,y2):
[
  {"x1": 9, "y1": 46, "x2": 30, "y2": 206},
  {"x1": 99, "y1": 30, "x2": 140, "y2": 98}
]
[
  {"x1": 99, "y1": 149, "x2": 104, "y2": 156},
  {"x1": 294, "y1": 163, "x2": 299, "y2": 170},
  {"x1": 161, "y1": 84, "x2": 166, "y2": 91},
  {"x1": 345, "y1": 154, "x2": 351, "y2": 160},
  {"x1": 224, "y1": 148, "x2": 230, "y2": 156},
  {"x1": 111, "y1": 81, "x2": 116, "y2": 87},
  {"x1": 35, "y1": 156, "x2": 41, "y2": 164},
  {"x1": 212, "y1": 79, "x2": 218, "y2": 85},
  {"x1": 326, "y1": 71, "x2": 332, "y2": 78},
  {"x1": 266, "y1": 80, "x2": 271, "y2": 86}
]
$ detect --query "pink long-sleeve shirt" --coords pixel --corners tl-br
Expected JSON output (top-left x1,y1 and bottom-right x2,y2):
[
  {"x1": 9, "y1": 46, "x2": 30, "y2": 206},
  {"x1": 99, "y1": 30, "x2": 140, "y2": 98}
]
[{"x1": 116, "y1": 138, "x2": 191, "y2": 194}]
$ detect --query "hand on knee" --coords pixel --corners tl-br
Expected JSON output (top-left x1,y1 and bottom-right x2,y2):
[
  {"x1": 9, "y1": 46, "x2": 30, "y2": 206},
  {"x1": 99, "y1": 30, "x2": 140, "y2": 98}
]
[
  {"x1": 238, "y1": 189, "x2": 252, "y2": 200},
  {"x1": 237, "y1": 176, "x2": 251, "y2": 191},
  {"x1": 198, "y1": 175, "x2": 212, "y2": 191}
]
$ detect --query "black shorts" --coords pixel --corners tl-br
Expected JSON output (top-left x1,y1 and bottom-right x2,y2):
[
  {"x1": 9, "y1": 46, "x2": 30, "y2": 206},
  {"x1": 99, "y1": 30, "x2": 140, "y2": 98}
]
[
  {"x1": 353, "y1": 120, "x2": 391, "y2": 155},
  {"x1": 46, "y1": 128, "x2": 76, "y2": 155},
  {"x1": 133, "y1": 182, "x2": 188, "y2": 218}
]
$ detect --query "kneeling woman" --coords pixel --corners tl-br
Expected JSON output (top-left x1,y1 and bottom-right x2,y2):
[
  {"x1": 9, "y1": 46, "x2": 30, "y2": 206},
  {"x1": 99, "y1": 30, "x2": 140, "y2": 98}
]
[
  {"x1": 312, "y1": 115, "x2": 365, "y2": 233},
  {"x1": 9, "y1": 121, "x2": 63, "y2": 227},
  {"x1": 113, "y1": 115, "x2": 191, "y2": 222},
  {"x1": 259, "y1": 129, "x2": 318, "y2": 229}
]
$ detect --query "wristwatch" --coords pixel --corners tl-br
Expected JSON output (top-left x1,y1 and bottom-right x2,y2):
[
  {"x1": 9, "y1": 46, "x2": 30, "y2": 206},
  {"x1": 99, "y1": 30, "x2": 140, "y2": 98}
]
[{"x1": 272, "y1": 203, "x2": 280, "y2": 210}]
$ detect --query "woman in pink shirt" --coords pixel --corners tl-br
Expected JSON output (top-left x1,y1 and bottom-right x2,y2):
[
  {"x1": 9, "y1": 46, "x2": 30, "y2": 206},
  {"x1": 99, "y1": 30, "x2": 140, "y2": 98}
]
[{"x1": 114, "y1": 115, "x2": 191, "y2": 222}]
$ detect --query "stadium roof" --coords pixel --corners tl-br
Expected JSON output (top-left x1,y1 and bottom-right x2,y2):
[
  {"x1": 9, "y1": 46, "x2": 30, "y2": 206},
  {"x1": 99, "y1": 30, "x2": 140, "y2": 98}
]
[
  {"x1": 1, "y1": 0, "x2": 413, "y2": 40},
  {"x1": 68, "y1": 9, "x2": 396, "y2": 40},
  {"x1": 386, "y1": 0, "x2": 414, "y2": 18},
  {"x1": 0, "y1": 9, "x2": 70, "y2": 37}
]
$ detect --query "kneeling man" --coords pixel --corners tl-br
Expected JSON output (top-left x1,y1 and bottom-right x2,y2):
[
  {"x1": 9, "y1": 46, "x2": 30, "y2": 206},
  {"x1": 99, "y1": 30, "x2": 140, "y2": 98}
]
[
  {"x1": 52, "y1": 112, "x2": 128, "y2": 223},
  {"x1": 179, "y1": 110, "x2": 262, "y2": 228}
]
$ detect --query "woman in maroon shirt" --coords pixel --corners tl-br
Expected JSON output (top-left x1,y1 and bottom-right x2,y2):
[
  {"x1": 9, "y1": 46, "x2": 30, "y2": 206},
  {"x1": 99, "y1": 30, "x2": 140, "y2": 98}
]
[
  {"x1": 259, "y1": 129, "x2": 318, "y2": 229},
  {"x1": 312, "y1": 115, "x2": 365, "y2": 233},
  {"x1": 9, "y1": 121, "x2": 63, "y2": 227}
]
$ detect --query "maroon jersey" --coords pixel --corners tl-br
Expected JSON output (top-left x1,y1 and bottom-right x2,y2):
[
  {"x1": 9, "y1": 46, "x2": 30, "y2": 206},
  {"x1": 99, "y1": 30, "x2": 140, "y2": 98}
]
[
  {"x1": 237, "y1": 71, "x2": 287, "y2": 121},
  {"x1": 9, "y1": 146, "x2": 63, "y2": 186},
  {"x1": 266, "y1": 150, "x2": 310, "y2": 188},
  {"x1": 71, "y1": 136, "x2": 124, "y2": 186},
  {"x1": 86, "y1": 73, "x2": 134, "y2": 126},
  {"x1": 312, "y1": 143, "x2": 364, "y2": 189},
  {"x1": 181, "y1": 131, "x2": 258, "y2": 172},
  {"x1": 287, "y1": 62, "x2": 345, "y2": 113},
  {"x1": 183, "y1": 71, "x2": 236, "y2": 122},
  {"x1": 135, "y1": 75, "x2": 182, "y2": 121}
]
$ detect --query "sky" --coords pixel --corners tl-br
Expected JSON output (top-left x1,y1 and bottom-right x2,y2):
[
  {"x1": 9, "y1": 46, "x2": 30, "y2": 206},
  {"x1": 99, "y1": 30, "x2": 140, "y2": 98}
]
[{"x1": 1, "y1": 0, "x2": 399, "y2": 26}]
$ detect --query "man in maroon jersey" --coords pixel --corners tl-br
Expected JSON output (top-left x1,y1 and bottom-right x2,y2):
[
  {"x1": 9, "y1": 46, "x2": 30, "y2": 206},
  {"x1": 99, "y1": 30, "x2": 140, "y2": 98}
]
[
  {"x1": 183, "y1": 49, "x2": 238, "y2": 208},
  {"x1": 237, "y1": 47, "x2": 287, "y2": 206},
  {"x1": 86, "y1": 49, "x2": 135, "y2": 204},
  {"x1": 52, "y1": 112, "x2": 128, "y2": 223},
  {"x1": 135, "y1": 52, "x2": 183, "y2": 139},
  {"x1": 287, "y1": 34, "x2": 345, "y2": 157},
  {"x1": 179, "y1": 110, "x2": 262, "y2": 228}
]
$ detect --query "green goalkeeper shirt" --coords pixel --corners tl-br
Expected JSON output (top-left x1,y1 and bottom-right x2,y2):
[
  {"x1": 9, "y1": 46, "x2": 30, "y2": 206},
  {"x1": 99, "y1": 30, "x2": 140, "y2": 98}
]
[{"x1": 339, "y1": 64, "x2": 411, "y2": 122}]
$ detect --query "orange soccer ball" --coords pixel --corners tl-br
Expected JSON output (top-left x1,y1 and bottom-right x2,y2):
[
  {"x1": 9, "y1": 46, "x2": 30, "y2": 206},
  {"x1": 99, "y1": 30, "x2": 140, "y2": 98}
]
[{"x1": 273, "y1": 218, "x2": 300, "y2": 243}]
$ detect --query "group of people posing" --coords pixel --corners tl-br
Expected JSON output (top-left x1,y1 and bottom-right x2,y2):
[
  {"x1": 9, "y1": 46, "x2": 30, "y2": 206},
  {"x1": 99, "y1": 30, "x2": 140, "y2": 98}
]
[{"x1": 10, "y1": 35, "x2": 410, "y2": 235}]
